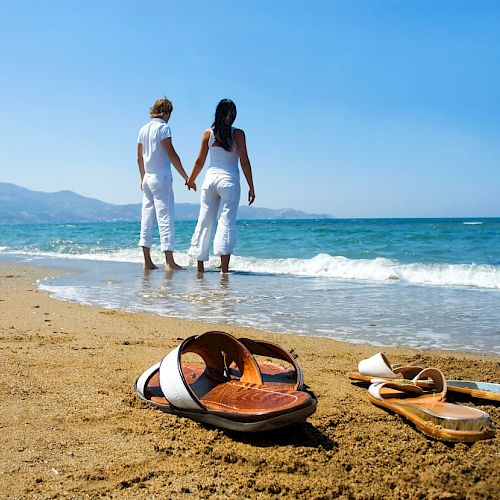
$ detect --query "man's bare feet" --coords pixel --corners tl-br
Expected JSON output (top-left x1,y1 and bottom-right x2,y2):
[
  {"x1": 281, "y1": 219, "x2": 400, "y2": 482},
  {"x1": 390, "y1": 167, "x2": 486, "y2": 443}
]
[
  {"x1": 142, "y1": 246, "x2": 158, "y2": 269},
  {"x1": 197, "y1": 260, "x2": 205, "y2": 273}
]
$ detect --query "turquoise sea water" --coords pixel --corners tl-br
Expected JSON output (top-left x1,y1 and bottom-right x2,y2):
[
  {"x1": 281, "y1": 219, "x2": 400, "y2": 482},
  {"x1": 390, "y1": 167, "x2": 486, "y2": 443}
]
[
  {"x1": 1, "y1": 218, "x2": 499, "y2": 354},
  {"x1": 4, "y1": 218, "x2": 500, "y2": 264}
]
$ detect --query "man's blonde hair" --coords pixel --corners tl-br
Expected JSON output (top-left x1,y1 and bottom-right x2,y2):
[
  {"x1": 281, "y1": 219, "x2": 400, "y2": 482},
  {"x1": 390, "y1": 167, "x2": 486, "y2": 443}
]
[{"x1": 150, "y1": 97, "x2": 173, "y2": 118}]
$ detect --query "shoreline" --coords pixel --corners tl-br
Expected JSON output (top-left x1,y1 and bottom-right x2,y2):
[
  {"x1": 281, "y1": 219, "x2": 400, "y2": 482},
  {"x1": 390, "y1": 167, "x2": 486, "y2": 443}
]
[
  {"x1": 4, "y1": 252, "x2": 499, "y2": 356},
  {"x1": 1, "y1": 262, "x2": 499, "y2": 498}
]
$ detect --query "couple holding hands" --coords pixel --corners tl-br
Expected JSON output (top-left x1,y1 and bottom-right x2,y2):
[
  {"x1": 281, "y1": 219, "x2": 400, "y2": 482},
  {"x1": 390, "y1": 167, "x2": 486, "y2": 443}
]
[{"x1": 137, "y1": 97, "x2": 255, "y2": 273}]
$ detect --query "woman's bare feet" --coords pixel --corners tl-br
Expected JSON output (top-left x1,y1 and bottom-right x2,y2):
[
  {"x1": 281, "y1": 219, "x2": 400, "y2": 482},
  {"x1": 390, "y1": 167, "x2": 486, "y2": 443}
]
[
  {"x1": 165, "y1": 262, "x2": 183, "y2": 271},
  {"x1": 165, "y1": 251, "x2": 183, "y2": 271},
  {"x1": 197, "y1": 260, "x2": 205, "y2": 273},
  {"x1": 220, "y1": 255, "x2": 230, "y2": 274}
]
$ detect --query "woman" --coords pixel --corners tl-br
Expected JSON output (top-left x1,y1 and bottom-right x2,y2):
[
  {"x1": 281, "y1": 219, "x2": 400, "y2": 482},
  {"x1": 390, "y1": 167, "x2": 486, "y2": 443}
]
[{"x1": 187, "y1": 99, "x2": 255, "y2": 273}]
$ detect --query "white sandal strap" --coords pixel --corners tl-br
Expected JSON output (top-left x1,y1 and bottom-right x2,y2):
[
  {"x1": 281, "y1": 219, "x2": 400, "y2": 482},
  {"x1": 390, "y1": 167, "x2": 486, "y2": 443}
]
[
  {"x1": 136, "y1": 361, "x2": 161, "y2": 398},
  {"x1": 159, "y1": 345, "x2": 205, "y2": 411},
  {"x1": 413, "y1": 368, "x2": 447, "y2": 400},
  {"x1": 369, "y1": 379, "x2": 424, "y2": 400},
  {"x1": 159, "y1": 331, "x2": 264, "y2": 411},
  {"x1": 359, "y1": 352, "x2": 397, "y2": 378}
]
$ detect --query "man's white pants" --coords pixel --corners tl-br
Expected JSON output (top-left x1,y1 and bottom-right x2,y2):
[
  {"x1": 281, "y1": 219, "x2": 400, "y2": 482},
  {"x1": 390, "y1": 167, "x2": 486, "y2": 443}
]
[
  {"x1": 189, "y1": 173, "x2": 240, "y2": 261},
  {"x1": 138, "y1": 173, "x2": 175, "y2": 252}
]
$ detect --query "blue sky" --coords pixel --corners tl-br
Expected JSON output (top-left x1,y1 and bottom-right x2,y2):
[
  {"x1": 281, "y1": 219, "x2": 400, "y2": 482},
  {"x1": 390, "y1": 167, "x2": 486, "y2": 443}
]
[{"x1": 1, "y1": 0, "x2": 499, "y2": 217}]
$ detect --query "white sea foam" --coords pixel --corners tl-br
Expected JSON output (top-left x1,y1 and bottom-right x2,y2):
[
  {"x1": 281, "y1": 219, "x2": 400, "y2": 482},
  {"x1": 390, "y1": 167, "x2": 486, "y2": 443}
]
[
  {"x1": 229, "y1": 254, "x2": 500, "y2": 289},
  {"x1": 0, "y1": 247, "x2": 147, "y2": 264},
  {"x1": 463, "y1": 222, "x2": 483, "y2": 225},
  {"x1": 395, "y1": 262, "x2": 499, "y2": 289},
  {"x1": 2, "y1": 247, "x2": 499, "y2": 289}
]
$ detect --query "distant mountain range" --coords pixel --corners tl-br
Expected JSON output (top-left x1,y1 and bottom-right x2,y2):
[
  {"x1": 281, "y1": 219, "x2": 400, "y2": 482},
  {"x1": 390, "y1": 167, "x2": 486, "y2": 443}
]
[{"x1": 0, "y1": 183, "x2": 333, "y2": 224}]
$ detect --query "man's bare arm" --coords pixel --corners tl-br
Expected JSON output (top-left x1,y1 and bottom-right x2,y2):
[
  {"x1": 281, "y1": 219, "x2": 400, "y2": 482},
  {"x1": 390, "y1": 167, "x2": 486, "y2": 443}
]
[
  {"x1": 137, "y1": 143, "x2": 145, "y2": 190},
  {"x1": 162, "y1": 138, "x2": 189, "y2": 184}
]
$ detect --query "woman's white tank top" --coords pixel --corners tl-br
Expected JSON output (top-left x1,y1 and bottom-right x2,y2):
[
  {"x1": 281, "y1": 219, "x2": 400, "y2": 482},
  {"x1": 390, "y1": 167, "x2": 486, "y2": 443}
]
[{"x1": 207, "y1": 128, "x2": 239, "y2": 177}]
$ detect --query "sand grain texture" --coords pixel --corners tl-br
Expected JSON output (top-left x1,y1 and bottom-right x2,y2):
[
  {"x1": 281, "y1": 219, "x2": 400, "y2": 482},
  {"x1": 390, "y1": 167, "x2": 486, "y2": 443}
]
[{"x1": 1, "y1": 263, "x2": 499, "y2": 499}]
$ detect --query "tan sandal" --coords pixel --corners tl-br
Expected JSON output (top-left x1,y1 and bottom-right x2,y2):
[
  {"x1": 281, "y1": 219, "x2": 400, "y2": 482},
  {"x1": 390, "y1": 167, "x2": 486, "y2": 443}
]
[
  {"x1": 349, "y1": 352, "x2": 500, "y2": 401},
  {"x1": 368, "y1": 368, "x2": 495, "y2": 442}
]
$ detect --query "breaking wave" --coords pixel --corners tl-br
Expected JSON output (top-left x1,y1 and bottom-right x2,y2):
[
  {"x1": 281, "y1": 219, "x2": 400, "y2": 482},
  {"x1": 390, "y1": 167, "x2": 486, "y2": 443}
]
[
  {"x1": 1, "y1": 246, "x2": 499, "y2": 290},
  {"x1": 230, "y1": 254, "x2": 500, "y2": 289}
]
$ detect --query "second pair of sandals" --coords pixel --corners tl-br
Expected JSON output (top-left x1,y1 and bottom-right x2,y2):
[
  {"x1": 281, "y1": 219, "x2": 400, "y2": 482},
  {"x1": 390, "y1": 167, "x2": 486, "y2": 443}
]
[
  {"x1": 349, "y1": 352, "x2": 498, "y2": 442},
  {"x1": 135, "y1": 331, "x2": 317, "y2": 432}
]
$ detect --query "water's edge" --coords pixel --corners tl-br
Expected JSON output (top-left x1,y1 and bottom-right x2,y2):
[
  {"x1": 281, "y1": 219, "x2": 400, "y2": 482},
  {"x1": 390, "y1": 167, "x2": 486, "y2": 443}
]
[{"x1": 3, "y1": 253, "x2": 498, "y2": 356}]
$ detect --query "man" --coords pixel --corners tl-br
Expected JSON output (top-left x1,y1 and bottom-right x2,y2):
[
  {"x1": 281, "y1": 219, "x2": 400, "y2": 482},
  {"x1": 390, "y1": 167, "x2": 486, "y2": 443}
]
[{"x1": 137, "y1": 97, "x2": 192, "y2": 270}]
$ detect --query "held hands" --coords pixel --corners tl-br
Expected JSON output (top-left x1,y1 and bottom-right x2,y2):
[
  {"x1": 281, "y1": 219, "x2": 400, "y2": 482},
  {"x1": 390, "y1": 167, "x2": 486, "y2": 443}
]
[
  {"x1": 248, "y1": 188, "x2": 255, "y2": 205},
  {"x1": 185, "y1": 178, "x2": 197, "y2": 191}
]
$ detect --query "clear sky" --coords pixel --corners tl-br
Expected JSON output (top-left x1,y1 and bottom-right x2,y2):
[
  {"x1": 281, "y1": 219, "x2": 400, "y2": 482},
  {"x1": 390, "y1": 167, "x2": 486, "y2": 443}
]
[{"x1": 1, "y1": 0, "x2": 499, "y2": 217}]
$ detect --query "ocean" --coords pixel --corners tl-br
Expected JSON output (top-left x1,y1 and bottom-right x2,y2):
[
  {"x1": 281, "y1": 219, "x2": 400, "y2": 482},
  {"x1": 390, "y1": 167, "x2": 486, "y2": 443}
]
[{"x1": 1, "y1": 218, "x2": 499, "y2": 355}]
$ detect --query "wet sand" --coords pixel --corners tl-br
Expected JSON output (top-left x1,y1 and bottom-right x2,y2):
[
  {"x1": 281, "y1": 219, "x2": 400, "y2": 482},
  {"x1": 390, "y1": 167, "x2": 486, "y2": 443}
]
[{"x1": 1, "y1": 263, "x2": 499, "y2": 498}]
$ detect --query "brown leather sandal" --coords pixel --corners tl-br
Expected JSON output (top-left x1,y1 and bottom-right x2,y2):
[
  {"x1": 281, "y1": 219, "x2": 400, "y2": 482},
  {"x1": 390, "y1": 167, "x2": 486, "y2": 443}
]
[
  {"x1": 368, "y1": 368, "x2": 495, "y2": 442},
  {"x1": 134, "y1": 331, "x2": 317, "y2": 432},
  {"x1": 226, "y1": 338, "x2": 304, "y2": 391}
]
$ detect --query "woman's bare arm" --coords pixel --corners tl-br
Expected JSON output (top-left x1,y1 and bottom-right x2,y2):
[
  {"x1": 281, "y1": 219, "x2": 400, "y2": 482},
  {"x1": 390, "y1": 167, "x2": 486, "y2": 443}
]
[
  {"x1": 186, "y1": 129, "x2": 211, "y2": 190},
  {"x1": 234, "y1": 129, "x2": 255, "y2": 205}
]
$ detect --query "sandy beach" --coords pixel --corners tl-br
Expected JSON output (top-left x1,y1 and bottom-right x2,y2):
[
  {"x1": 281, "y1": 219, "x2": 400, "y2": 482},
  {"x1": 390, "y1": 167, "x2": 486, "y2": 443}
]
[{"x1": 1, "y1": 262, "x2": 499, "y2": 499}]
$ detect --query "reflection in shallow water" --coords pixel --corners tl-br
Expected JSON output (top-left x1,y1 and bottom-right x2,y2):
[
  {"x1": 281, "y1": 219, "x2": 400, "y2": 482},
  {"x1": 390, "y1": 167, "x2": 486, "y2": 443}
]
[
  {"x1": 16, "y1": 255, "x2": 500, "y2": 356},
  {"x1": 136, "y1": 268, "x2": 239, "y2": 320}
]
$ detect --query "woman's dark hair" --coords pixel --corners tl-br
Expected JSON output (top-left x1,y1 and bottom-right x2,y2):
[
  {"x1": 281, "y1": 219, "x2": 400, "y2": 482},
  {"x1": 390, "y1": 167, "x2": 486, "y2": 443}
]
[{"x1": 212, "y1": 99, "x2": 237, "y2": 151}]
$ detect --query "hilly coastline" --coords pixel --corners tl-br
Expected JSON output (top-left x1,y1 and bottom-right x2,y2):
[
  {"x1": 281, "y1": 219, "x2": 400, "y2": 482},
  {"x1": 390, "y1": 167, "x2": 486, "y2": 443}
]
[{"x1": 0, "y1": 183, "x2": 333, "y2": 224}]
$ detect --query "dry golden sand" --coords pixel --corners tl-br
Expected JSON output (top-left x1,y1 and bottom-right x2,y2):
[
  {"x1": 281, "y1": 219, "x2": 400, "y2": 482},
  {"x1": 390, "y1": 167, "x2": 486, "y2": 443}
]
[{"x1": 1, "y1": 263, "x2": 499, "y2": 499}]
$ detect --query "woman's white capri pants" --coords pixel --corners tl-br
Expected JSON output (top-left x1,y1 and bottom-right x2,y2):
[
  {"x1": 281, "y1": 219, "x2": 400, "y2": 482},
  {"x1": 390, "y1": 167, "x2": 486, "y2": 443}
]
[{"x1": 188, "y1": 172, "x2": 240, "y2": 261}]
